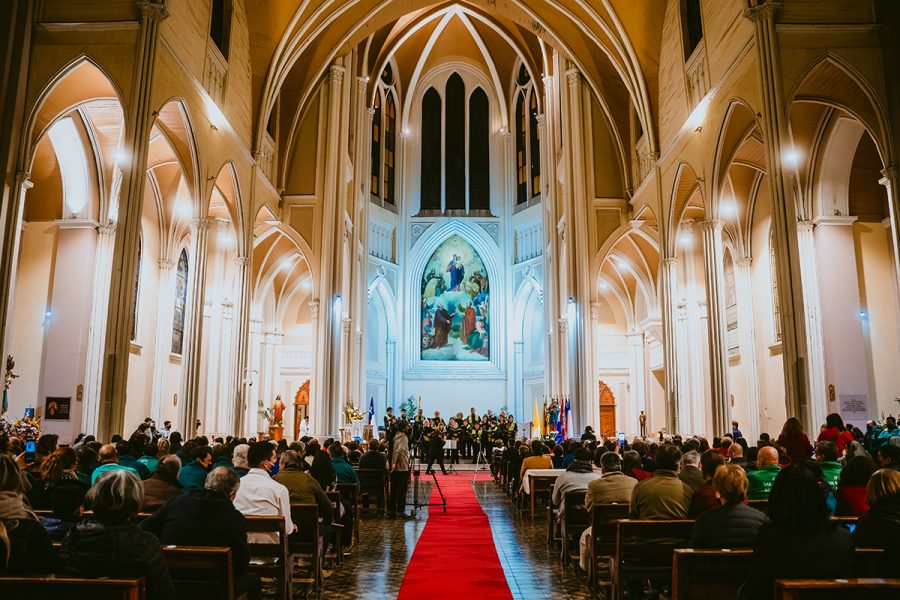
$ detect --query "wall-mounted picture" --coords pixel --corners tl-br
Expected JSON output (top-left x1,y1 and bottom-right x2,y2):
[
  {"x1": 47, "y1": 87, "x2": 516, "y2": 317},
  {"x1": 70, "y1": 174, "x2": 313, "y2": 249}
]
[
  {"x1": 420, "y1": 234, "x2": 490, "y2": 361},
  {"x1": 44, "y1": 396, "x2": 71, "y2": 420}
]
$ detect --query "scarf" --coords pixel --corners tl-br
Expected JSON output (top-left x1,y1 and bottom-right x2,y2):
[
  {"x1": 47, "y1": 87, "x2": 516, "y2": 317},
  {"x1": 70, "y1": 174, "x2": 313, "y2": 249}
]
[{"x1": 0, "y1": 491, "x2": 36, "y2": 522}]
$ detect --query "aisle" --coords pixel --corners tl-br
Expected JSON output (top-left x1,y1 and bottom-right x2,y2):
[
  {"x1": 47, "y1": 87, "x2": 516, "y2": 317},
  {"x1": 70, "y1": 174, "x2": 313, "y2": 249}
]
[{"x1": 397, "y1": 472, "x2": 513, "y2": 600}]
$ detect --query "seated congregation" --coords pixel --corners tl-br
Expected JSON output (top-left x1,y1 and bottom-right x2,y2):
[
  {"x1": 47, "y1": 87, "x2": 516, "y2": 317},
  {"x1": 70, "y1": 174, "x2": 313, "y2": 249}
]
[{"x1": 0, "y1": 411, "x2": 899, "y2": 598}]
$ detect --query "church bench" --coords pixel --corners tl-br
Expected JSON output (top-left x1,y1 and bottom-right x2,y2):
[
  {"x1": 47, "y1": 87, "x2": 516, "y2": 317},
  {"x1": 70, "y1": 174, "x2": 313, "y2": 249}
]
[
  {"x1": 324, "y1": 490, "x2": 347, "y2": 565},
  {"x1": 587, "y1": 503, "x2": 630, "y2": 591},
  {"x1": 609, "y1": 519, "x2": 694, "y2": 600},
  {"x1": 357, "y1": 468, "x2": 388, "y2": 516},
  {"x1": 288, "y1": 504, "x2": 324, "y2": 590},
  {"x1": 0, "y1": 576, "x2": 145, "y2": 599},
  {"x1": 244, "y1": 515, "x2": 292, "y2": 600},
  {"x1": 776, "y1": 578, "x2": 900, "y2": 599},
  {"x1": 523, "y1": 474, "x2": 556, "y2": 517},
  {"x1": 746, "y1": 499, "x2": 768, "y2": 514},
  {"x1": 670, "y1": 548, "x2": 753, "y2": 600},
  {"x1": 335, "y1": 482, "x2": 361, "y2": 545},
  {"x1": 162, "y1": 545, "x2": 246, "y2": 600}
]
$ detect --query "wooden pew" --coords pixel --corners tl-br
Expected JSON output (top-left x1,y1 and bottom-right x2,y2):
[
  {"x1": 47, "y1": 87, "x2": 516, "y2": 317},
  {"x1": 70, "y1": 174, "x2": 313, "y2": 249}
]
[
  {"x1": 0, "y1": 576, "x2": 145, "y2": 599},
  {"x1": 526, "y1": 475, "x2": 556, "y2": 517},
  {"x1": 162, "y1": 545, "x2": 246, "y2": 600},
  {"x1": 244, "y1": 515, "x2": 292, "y2": 600},
  {"x1": 335, "y1": 482, "x2": 361, "y2": 545},
  {"x1": 288, "y1": 504, "x2": 324, "y2": 590},
  {"x1": 357, "y1": 468, "x2": 388, "y2": 516},
  {"x1": 670, "y1": 549, "x2": 753, "y2": 600},
  {"x1": 324, "y1": 490, "x2": 346, "y2": 565},
  {"x1": 559, "y1": 491, "x2": 589, "y2": 565},
  {"x1": 747, "y1": 499, "x2": 768, "y2": 514},
  {"x1": 776, "y1": 578, "x2": 900, "y2": 599},
  {"x1": 609, "y1": 519, "x2": 694, "y2": 600},
  {"x1": 587, "y1": 503, "x2": 630, "y2": 591}
]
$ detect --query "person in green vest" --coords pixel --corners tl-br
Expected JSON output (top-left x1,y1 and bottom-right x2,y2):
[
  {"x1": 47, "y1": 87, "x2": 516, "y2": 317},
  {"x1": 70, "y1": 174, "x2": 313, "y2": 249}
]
[
  {"x1": 747, "y1": 446, "x2": 781, "y2": 500},
  {"x1": 815, "y1": 441, "x2": 843, "y2": 490}
]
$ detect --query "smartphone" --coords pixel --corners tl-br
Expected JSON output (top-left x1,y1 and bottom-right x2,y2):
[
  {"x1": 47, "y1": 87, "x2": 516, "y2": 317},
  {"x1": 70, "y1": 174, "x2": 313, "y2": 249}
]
[
  {"x1": 618, "y1": 432, "x2": 626, "y2": 446},
  {"x1": 25, "y1": 439, "x2": 36, "y2": 464}
]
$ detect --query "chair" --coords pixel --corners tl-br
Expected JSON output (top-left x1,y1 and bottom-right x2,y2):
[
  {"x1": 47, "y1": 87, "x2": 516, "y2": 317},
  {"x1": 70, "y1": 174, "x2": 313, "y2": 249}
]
[
  {"x1": 357, "y1": 468, "x2": 388, "y2": 516},
  {"x1": 776, "y1": 578, "x2": 900, "y2": 599},
  {"x1": 288, "y1": 504, "x2": 324, "y2": 590},
  {"x1": 588, "y1": 503, "x2": 630, "y2": 591},
  {"x1": 559, "y1": 491, "x2": 589, "y2": 565},
  {"x1": 527, "y1": 474, "x2": 556, "y2": 517},
  {"x1": 610, "y1": 519, "x2": 694, "y2": 600},
  {"x1": 0, "y1": 577, "x2": 145, "y2": 599},
  {"x1": 670, "y1": 549, "x2": 753, "y2": 600},
  {"x1": 244, "y1": 515, "x2": 292, "y2": 600},
  {"x1": 335, "y1": 482, "x2": 360, "y2": 545},
  {"x1": 162, "y1": 545, "x2": 246, "y2": 600}
]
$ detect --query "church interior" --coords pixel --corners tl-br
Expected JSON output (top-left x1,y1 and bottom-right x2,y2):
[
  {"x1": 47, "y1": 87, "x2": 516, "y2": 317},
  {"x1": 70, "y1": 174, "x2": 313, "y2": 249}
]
[{"x1": 1, "y1": 0, "x2": 900, "y2": 598}]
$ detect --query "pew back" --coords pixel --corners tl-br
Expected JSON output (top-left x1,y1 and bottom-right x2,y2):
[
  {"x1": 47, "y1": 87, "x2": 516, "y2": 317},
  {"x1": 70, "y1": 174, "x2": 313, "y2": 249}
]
[
  {"x1": 162, "y1": 545, "x2": 236, "y2": 600},
  {"x1": 0, "y1": 576, "x2": 145, "y2": 599}
]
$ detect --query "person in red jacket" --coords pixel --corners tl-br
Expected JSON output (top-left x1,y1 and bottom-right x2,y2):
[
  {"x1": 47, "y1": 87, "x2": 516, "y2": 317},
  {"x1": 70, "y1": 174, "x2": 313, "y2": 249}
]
[
  {"x1": 817, "y1": 413, "x2": 854, "y2": 455},
  {"x1": 836, "y1": 455, "x2": 876, "y2": 516},
  {"x1": 777, "y1": 417, "x2": 814, "y2": 464}
]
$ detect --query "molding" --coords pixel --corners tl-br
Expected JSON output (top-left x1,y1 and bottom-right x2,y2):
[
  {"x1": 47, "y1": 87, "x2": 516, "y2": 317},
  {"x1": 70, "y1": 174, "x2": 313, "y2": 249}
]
[
  {"x1": 137, "y1": 1, "x2": 170, "y2": 21},
  {"x1": 812, "y1": 216, "x2": 858, "y2": 227},
  {"x1": 38, "y1": 22, "x2": 140, "y2": 33},
  {"x1": 742, "y1": 1, "x2": 781, "y2": 22},
  {"x1": 55, "y1": 218, "x2": 100, "y2": 230}
]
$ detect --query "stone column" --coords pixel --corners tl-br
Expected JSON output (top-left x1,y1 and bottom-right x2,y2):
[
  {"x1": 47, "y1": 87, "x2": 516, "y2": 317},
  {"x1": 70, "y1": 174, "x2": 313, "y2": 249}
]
[
  {"x1": 81, "y1": 222, "x2": 115, "y2": 434},
  {"x1": 627, "y1": 331, "x2": 647, "y2": 436},
  {"x1": 40, "y1": 221, "x2": 100, "y2": 441},
  {"x1": 879, "y1": 167, "x2": 900, "y2": 307},
  {"x1": 385, "y1": 340, "x2": 396, "y2": 413},
  {"x1": 660, "y1": 256, "x2": 680, "y2": 432},
  {"x1": 0, "y1": 173, "x2": 31, "y2": 358},
  {"x1": 259, "y1": 330, "x2": 283, "y2": 434},
  {"x1": 796, "y1": 221, "x2": 827, "y2": 430},
  {"x1": 149, "y1": 258, "x2": 175, "y2": 422},
  {"x1": 513, "y1": 340, "x2": 525, "y2": 422},
  {"x1": 231, "y1": 255, "x2": 251, "y2": 434},
  {"x1": 179, "y1": 218, "x2": 210, "y2": 434},
  {"x1": 700, "y1": 220, "x2": 731, "y2": 435},
  {"x1": 98, "y1": 0, "x2": 169, "y2": 440},
  {"x1": 734, "y1": 257, "x2": 762, "y2": 441},
  {"x1": 744, "y1": 0, "x2": 812, "y2": 422}
]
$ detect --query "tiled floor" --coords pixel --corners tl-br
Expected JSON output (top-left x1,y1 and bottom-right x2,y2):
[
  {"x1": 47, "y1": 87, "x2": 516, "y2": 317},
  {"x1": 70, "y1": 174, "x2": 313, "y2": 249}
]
[{"x1": 302, "y1": 475, "x2": 598, "y2": 600}]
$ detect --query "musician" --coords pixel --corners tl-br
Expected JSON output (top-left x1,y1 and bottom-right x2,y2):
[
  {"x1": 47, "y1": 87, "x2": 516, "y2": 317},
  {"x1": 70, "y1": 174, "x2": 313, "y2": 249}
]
[
  {"x1": 479, "y1": 416, "x2": 494, "y2": 457},
  {"x1": 470, "y1": 420, "x2": 483, "y2": 458},
  {"x1": 447, "y1": 417, "x2": 461, "y2": 464},
  {"x1": 502, "y1": 414, "x2": 517, "y2": 445},
  {"x1": 432, "y1": 410, "x2": 445, "y2": 427},
  {"x1": 425, "y1": 427, "x2": 448, "y2": 476},
  {"x1": 465, "y1": 408, "x2": 480, "y2": 458}
]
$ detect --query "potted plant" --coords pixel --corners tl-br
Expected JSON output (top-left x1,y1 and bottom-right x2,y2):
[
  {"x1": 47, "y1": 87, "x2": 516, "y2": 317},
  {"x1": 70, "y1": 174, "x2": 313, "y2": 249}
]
[{"x1": 257, "y1": 399, "x2": 285, "y2": 441}]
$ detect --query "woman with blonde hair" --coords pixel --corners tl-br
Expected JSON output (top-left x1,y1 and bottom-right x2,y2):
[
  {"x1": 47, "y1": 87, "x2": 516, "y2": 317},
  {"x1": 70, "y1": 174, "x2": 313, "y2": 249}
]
[{"x1": 852, "y1": 468, "x2": 900, "y2": 561}]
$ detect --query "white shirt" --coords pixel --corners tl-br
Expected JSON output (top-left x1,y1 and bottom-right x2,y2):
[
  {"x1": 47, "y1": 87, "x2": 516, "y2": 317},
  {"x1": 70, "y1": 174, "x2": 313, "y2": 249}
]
[{"x1": 233, "y1": 467, "x2": 294, "y2": 540}]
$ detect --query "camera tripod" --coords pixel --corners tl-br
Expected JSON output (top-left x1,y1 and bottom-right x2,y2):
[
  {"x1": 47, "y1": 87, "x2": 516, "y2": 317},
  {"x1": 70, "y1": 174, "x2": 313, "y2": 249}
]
[
  {"x1": 409, "y1": 453, "x2": 446, "y2": 516},
  {"x1": 471, "y1": 444, "x2": 491, "y2": 482}
]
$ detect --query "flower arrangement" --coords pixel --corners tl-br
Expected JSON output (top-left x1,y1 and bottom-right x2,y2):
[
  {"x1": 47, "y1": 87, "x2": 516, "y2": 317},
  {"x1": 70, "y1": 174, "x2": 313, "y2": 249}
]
[
  {"x1": 257, "y1": 399, "x2": 282, "y2": 427},
  {"x1": 0, "y1": 414, "x2": 41, "y2": 439},
  {"x1": 343, "y1": 400, "x2": 364, "y2": 423}
]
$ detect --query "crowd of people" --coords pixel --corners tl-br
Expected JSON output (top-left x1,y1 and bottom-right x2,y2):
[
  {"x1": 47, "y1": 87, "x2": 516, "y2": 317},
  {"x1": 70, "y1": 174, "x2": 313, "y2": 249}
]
[
  {"x1": 498, "y1": 413, "x2": 900, "y2": 597},
  {"x1": 0, "y1": 410, "x2": 898, "y2": 598}
]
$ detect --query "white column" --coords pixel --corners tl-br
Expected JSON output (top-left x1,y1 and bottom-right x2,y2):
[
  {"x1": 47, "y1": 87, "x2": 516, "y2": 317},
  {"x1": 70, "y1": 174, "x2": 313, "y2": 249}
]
[
  {"x1": 179, "y1": 218, "x2": 210, "y2": 434},
  {"x1": 149, "y1": 259, "x2": 175, "y2": 422},
  {"x1": 217, "y1": 301, "x2": 235, "y2": 434},
  {"x1": 700, "y1": 220, "x2": 731, "y2": 435},
  {"x1": 82, "y1": 222, "x2": 114, "y2": 434},
  {"x1": 675, "y1": 298, "x2": 692, "y2": 435},
  {"x1": 513, "y1": 340, "x2": 525, "y2": 421},
  {"x1": 244, "y1": 318, "x2": 263, "y2": 436},
  {"x1": 1, "y1": 173, "x2": 32, "y2": 360},
  {"x1": 880, "y1": 167, "x2": 900, "y2": 294},
  {"x1": 385, "y1": 339, "x2": 396, "y2": 412},
  {"x1": 627, "y1": 331, "x2": 646, "y2": 437},
  {"x1": 260, "y1": 330, "x2": 283, "y2": 433},
  {"x1": 660, "y1": 256, "x2": 680, "y2": 433},
  {"x1": 797, "y1": 221, "x2": 828, "y2": 431},
  {"x1": 734, "y1": 258, "x2": 761, "y2": 441}
]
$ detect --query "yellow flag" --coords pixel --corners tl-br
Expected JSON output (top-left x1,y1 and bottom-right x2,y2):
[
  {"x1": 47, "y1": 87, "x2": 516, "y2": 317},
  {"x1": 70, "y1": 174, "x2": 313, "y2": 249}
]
[{"x1": 532, "y1": 397, "x2": 540, "y2": 438}]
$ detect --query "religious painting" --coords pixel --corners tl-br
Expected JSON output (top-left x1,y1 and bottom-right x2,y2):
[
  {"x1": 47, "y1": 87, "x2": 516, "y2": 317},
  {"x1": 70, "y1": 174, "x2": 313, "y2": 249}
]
[{"x1": 420, "y1": 235, "x2": 490, "y2": 361}]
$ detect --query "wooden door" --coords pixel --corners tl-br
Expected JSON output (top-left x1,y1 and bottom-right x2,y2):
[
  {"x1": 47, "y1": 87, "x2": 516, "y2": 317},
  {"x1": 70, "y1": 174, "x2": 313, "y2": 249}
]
[{"x1": 599, "y1": 381, "x2": 616, "y2": 438}]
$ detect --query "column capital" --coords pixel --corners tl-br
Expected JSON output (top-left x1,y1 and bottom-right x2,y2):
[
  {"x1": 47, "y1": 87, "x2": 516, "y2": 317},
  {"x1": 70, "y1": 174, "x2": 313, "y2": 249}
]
[
  {"x1": 663, "y1": 256, "x2": 678, "y2": 266},
  {"x1": 15, "y1": 170, "x2": 32, "y2": 189},
  {"x1": 699, "y1": 219, "x2": 724, "y2": 232},
  {"x1": 742, "y1": 1, "x2": 781, "y2": 22},
  {"x1": 797, "y1": 219, "x2": 815, "y2": 232},
  {"x1": 341, "y1": 317, "x2": 352, "y2": 334},
  {"x1": 626, "y1": 331, "x2": 645, "y2": 346},
  {"x1": 385, "y1": 339, "x2": 396, "y2": 351},
  {"x1": 329, "y1": 64, "x2": 345, "y2": 85},
  {"x1": 158, "y1": 258, "x2": 175, "y2": 270},
  {"x1": 234, "y1": 255, "x2": 250, "y2": 267},
  {"x1": 736, "y1": 257, "x2": 752, "y2": 268},
  {"x1": 566, "y1": 69, "x2": 581, "y2": 88},
  {"x1": 557, "y1": 317, "x2": 568, "y2": 333},
  {"x1": 309, "y1": 299, "x2": 320, "y2": 320},
  {"x1": 879, "y1": 165, "x2": 897, "y2": 186},
  {"x1": 137, "y1": 0, "x2": 170, "y2": 22},
  {"x1": 590, "y1": 302, "x2": 602, "y2": 321},
  {"x1": 513, "y1": 340, "x2": 525, "y2": 350}
]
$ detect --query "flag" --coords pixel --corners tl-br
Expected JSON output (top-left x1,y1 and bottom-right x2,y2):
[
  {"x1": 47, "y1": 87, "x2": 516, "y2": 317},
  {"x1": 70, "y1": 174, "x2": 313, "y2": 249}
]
[
  {"x1": 532, "y1": 397, "x2": 541, "y2": 438},
  {"x1": 1, "y1": 388, "x2": 7, "y2": 416},
  {"x1": 367, "y1": 396, "x2": 375, "y2": 425},
  {"x1": 563, "y1": 398, "x2": 572, "y2": 439}
]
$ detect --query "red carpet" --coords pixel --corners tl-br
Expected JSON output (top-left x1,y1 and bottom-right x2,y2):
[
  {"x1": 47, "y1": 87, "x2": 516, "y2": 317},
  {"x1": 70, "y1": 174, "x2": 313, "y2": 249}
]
[{"x1": 398, "y1": 472, "x2": 513, "y2": 600}]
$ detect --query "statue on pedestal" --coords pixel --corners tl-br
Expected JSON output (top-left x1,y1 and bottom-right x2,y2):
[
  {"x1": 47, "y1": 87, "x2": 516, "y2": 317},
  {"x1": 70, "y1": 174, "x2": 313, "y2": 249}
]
[{"x1": 639, "y1": 410, "x2": 647, "y2": 437}]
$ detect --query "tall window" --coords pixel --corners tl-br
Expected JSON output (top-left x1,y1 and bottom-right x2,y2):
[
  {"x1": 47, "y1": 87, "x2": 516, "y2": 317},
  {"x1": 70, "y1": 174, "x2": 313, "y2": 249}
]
[
  {"x1": 171, "y1": 249, "x2": 189, "y2": 355},
  {"x1": 681, "y1": 0, "x2": 703, "y2": 59},
  {"x1": 514, "y1": 64, "x2": 541, "y2": 206},
  {"x1": 469, "y1": 88, "x2": 490, "y2": 211},
  {"x1": 371, "y1": 94, "x2": 382, "y2": 199},
  {"x1": 209, "y1": 0, "x2": 233, "y2": 59},
  {"x1": 420, "y1": 88, "x2": 442, "y2": 211},
  {"x1": 769, "y1": 232, "x2": 782, "y2": 343},
  {"x1": 371, "y1": 65, "x2": 398, "y2": 207},
  {"x1": 130, "y1": 237, "x2": 142, "y2": 342},
  {"x1": 445, "y1": 73, "x2": 466, "y2": 210}
]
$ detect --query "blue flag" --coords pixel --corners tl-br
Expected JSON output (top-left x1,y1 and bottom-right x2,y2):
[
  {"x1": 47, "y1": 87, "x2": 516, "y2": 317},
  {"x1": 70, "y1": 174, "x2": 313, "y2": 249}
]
[
  {"x1": 367, "y1": 396, "x2": 375, "y2": 425},
  {"x1": 1, "y1": 388, "x2": 7, "y2": 416}
]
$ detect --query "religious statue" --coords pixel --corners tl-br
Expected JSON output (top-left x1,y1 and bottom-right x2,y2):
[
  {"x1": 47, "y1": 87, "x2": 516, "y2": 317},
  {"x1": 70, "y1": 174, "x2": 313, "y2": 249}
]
[
  {"x1": 639, "y1": 410, "x2": 647, "y2": 437},
  {"x1": 547, "y1": 399, "x2": 560, "y2": 434},
  {"x1": 3, "y1": 355, "x2": 18, "y2": 416},
  {"x1": 272, "y1": 395, "x2": 285, "y2": 427}
]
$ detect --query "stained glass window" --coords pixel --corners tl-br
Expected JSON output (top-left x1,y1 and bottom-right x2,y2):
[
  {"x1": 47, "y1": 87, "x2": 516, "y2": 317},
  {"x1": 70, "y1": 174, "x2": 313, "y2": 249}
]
[{"x1": 171, "y1": 248, "x2": 189, "y2": 355}]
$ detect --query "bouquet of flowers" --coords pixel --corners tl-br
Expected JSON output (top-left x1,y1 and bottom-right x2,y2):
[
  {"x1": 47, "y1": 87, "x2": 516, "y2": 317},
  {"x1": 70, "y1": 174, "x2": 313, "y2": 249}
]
[
  {"x1": 343, "y1": 400, "x2": 364, "y2": 423},
  {"x1": 0, "y1": 414, "x2": 41, "y2": 439}
]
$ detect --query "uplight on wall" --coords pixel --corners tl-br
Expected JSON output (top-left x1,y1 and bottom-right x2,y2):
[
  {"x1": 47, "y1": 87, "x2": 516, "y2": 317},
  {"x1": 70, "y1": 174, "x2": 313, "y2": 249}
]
[
  {"x1": 685, "y1": 95, "x2": 712, "y2": 133},
  {"x1": 782, "y1": 147, "x2": 802, "y2": 169},
  {"x1": 678, "y1": 230, "x2": 694, "y2": 249},
  {"x1": 48, "y1": 117, "x2": 90, "y2": 216},
  {"x1": 205, "y1": 95, "x2": 226, "y2": 131}
]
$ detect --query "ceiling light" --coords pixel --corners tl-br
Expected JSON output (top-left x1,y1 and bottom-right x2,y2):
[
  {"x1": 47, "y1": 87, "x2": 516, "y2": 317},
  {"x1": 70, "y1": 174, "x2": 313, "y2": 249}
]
[
  {"x1": 783, "y1": 147, "x2": 802, "y2": 169},
  {"x1": 678, "y1": 231, "x2": 694, "y2": 248}
]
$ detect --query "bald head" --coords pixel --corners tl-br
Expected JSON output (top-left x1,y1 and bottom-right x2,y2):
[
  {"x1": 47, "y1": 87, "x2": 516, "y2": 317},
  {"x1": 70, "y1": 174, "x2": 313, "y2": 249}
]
[
  {"x1": 757, "y1": 446, "x2": 778, "y2": 467},
  {"x1": 98, "y1": 444, "x2": 118, "y2": 463},
  {"x1": 728, "y1": 444, "x2": 744, "y2": 459}
]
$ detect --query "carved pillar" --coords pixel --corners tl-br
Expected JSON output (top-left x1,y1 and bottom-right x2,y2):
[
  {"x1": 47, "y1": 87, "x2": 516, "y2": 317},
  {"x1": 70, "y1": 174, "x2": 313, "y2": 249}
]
[
  {"x1": 179, "y1": 218, "x2": 211, "y2": 435},
  {"x1": 734, "y1": 258, "x2": 762, "y2": 441},
  {"x1": 0, "y1": 173, "x2": 31, "y2": 358},
  {"x1": 879, "y1": 167, "x2": 900, "y2": 301},
  {"x1": 150, "y1": 258, "x2": 175, "y2": 423},
  {"x1": 700, "y1": 219, "x2": 730, "y2": 435},
  {"x1": 82, "y1": 222, "x2": 115, "y2": 434},
  {"x1": 660, "y1": 256, "x2": 680, "y2": 432},
  {"x1": 385, "y1": 340, "x2": 396, "y2": 415},
  {"x1": 744, "y1": 0, "x2": 812, "y2": 422},
  {"x1": 513, "y1": 340, "x2": 525, "y2": 422},
  {"x1": 98, "y1": 0, "x2": 169, "y2": 440},
  {"x1": 627, "y1": 331, "x2": 647, "y2": 436},
  {"x1": 796, "y1": 221, "x2": 827, "y2": 430},
  {"x1": 231, "y1": 255, "x2": 251, "y2": 434}
]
